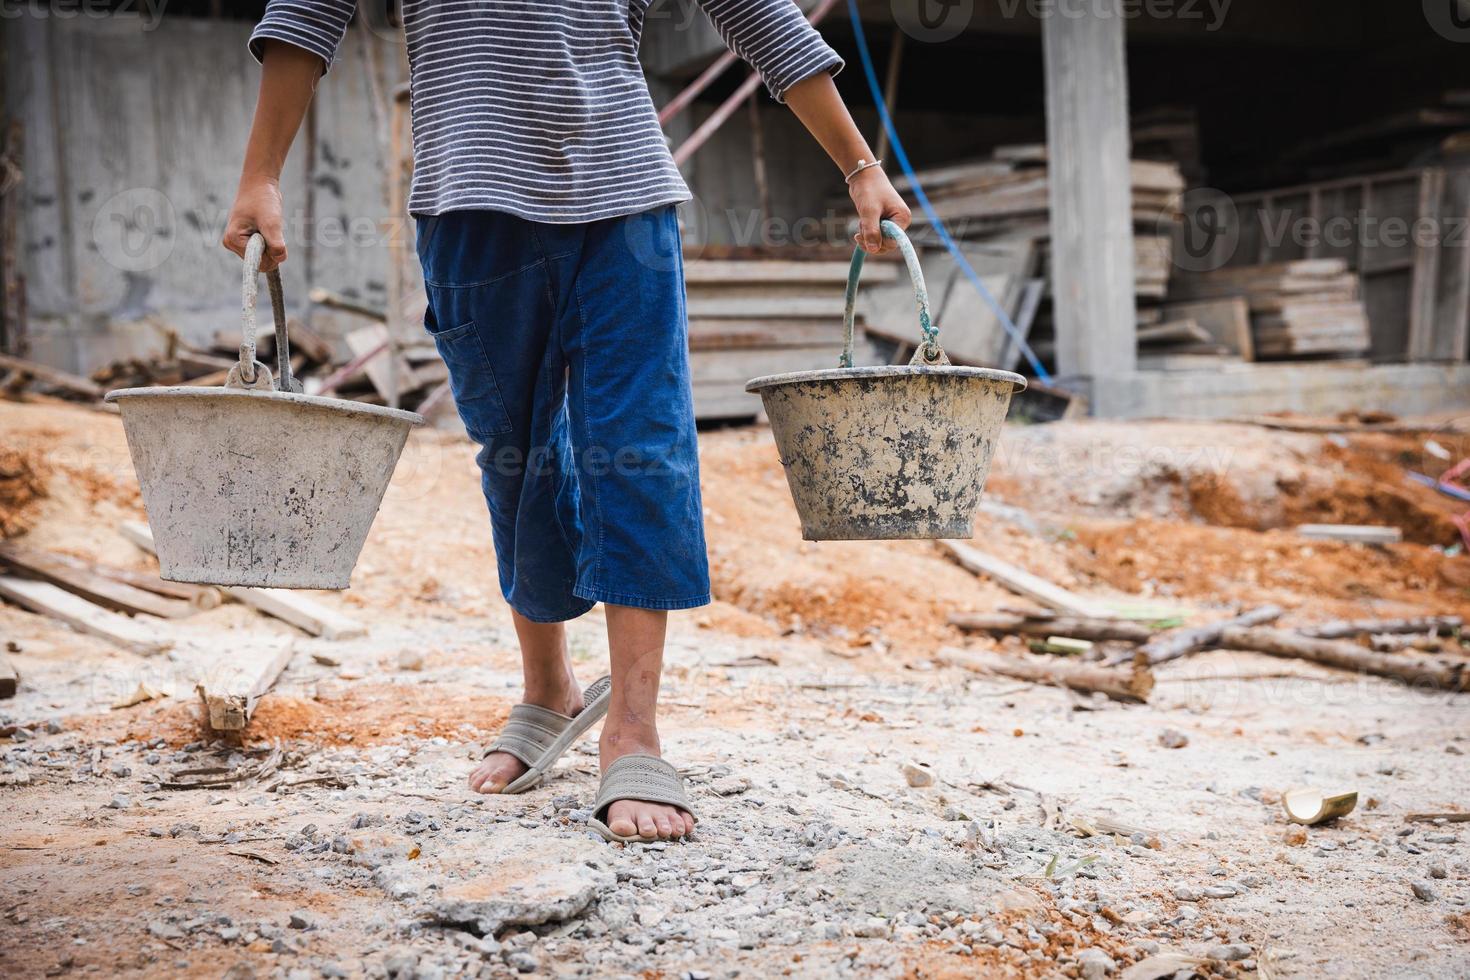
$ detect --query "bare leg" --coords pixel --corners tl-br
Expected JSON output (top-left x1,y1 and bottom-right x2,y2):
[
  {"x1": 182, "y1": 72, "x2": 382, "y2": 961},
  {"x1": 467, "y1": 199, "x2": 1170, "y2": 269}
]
[
  {"x1": 601, "y1": 605, "x2": 695, "y2": 839},
  {"x1": 468, "y1": 611, "x2": 583, "y2": 793}
]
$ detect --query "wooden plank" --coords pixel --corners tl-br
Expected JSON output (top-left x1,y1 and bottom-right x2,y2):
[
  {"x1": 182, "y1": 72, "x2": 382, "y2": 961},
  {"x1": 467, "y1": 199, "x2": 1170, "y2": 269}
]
[
  {"x1": 344, "y1": 323, "x2": 417, "y2": 401},
  {"x1": 1294, "y1": 523, "x2": 1403, "y2": 544},
  {"x1": 0, "y1": 353, "x2": 103, "y2": 399},
  {"x1": 0, "y1": 575, "x2": 171, "y2": 655},
  {"x1": 938, "y1": 540, "x2": 1108, "y2": 618},
  {"x1": 94, "y1": 566, "x2": 221, "y2": 609},
  {"x1": 223, "y1": 587, "x2": 368, "y2": 641},
  {"x1": 1407, "y1": 168, "x2": 1446, "y2": 361},
  {"x1": 0, "y1": 542, "x2": 194, "y2": 618},
  {"x1": 171, "y1": 637, "x2": 295, "y2": 731},
  {"x1": 118, "y1": 522, "x2": 367, "y2": 640},
  {"x1": 683, "y1": 260, "x2": 898, "y2": 285},
  {"x1": 1160, "y1": 298, "x2": 1254, "y2": 359}
]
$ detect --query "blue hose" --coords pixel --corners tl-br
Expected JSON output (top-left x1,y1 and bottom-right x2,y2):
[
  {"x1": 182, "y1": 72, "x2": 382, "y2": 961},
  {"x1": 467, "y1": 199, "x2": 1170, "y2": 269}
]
[{"x1": 845, "y1": 0, "x2": 1052, "y2": 383}]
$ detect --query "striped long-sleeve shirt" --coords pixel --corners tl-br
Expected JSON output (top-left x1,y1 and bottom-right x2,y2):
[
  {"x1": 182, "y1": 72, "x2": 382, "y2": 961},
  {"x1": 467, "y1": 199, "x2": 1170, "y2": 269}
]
[{"x1": 249, "y1": 0, "x2": 843, "y2": 221}]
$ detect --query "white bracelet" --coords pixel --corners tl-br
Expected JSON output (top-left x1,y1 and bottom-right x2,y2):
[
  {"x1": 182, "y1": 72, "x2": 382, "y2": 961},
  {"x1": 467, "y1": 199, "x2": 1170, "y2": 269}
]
[{"x1": 844, "y1": 158, "x2": 883, "y2": 184}]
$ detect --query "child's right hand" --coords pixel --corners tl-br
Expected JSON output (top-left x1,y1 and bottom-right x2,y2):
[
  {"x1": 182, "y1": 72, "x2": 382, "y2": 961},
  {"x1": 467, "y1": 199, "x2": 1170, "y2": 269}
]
[{"x1": 222, "y1": 177, "x2": 288, "y2": 272}]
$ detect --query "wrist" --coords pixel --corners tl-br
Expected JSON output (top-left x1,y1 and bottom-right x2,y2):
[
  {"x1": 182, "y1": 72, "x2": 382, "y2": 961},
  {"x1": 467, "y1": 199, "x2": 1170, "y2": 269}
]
[{"x1": 843, "y1": 157, "x2": 884, "y2": 184}]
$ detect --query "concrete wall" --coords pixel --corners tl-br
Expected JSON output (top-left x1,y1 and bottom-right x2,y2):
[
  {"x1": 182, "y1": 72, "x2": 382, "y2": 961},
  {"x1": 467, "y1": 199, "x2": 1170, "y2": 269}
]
[{"x1": 5, "y1": 13, "x2": 408, "y2": 373}]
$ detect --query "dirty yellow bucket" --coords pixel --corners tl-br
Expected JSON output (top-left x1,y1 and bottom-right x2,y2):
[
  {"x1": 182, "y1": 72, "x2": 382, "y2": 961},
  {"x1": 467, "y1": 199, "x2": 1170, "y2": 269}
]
[
  {"x1": 104, "y1": 235, "x2": 423, "y2": 589},
  {"x1": 745, "y1": 222, "x2": 1024, "y2": 541}
]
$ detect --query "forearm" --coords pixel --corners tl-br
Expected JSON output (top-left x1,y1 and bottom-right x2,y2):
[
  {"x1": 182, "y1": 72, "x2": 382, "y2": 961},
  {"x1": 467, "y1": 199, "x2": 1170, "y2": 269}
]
[
  {"x1": 781, "y1": 72, "x2": 909, "y2": 254},
  {"x1": 782, "y1": 72, "x2": 875, "y2": 177},
  {"x1": 238, "y1": 40, "x2": 323, "y2": 185}
]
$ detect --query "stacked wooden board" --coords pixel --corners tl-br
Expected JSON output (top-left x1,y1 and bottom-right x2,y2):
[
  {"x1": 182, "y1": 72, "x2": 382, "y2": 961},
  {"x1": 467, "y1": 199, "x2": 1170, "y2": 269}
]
[
  {"x1": 683, "y1": 254, "x2": 899, "y2": 420},
  {"x1": 889, "y1": 146, "x2": 1188, "y2": 369},
  {"x1": 1169, "y1": 259, "x2": 1371, "y2": 358}
]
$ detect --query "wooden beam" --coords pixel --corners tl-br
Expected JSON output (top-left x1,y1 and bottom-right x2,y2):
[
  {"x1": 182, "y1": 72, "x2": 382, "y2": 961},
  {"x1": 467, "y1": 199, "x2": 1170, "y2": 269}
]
[
  {"x1": 938, "y1": 540, "x2": 1109, "y2": 618},
  {"x1": 1218, "y1": 626, "x2": 1469, "y2": 692},
  {"x1": 172, "y1": 638, "x2": 295, "y2": 731},
  {"x1": 0, "y1": 543, "x2": 194, "y2": 618},
  {"x1": 948, "y1": 612, "x2": 1152, "y2": 643},
  {"x1": 938, "y1": 646, "x2": 1153, "y2": 703},
  {"x1": 1300, "y1": 615, "x2": 1461, "y2": 639},
  {"x1": 0, "y1": 575, "x2": 171, "y2": 655},
  {"x1": 119, "y1": 522, "x2": 367, "y2": 640},
  {"x1": 1113, "y1": 605, "x2": 1283, "y2": 667}
]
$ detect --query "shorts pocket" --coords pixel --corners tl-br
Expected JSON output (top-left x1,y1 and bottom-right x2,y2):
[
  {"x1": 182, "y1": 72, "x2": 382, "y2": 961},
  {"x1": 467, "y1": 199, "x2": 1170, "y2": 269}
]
[{"x1": 430, "y1": 319, "x2": 513, "y2": 439}]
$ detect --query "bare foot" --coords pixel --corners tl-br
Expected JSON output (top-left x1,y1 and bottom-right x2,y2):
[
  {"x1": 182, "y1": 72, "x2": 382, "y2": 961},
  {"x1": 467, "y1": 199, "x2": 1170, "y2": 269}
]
[
  {"x1": 600, "y1": 735, "x2": 695, "y2": 840},
  {"x1": 470, "y1": 683, "x2": 584, "y2": 794}
]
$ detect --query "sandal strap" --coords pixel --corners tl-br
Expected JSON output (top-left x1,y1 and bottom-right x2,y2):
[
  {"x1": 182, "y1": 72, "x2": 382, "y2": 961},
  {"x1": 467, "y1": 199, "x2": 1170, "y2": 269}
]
[
  {"x1": 486, "y1": 703, "x2": 573, "y2": 766},
  {"x1": 593, "y1": 754, "x2": 695, "y2": 821}
]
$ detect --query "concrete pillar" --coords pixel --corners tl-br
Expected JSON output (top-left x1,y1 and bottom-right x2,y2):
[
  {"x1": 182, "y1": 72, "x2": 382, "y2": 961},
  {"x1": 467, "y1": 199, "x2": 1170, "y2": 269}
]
[{"x1": 1042, "y1": 1, "x2": 1136, "y2": 395}]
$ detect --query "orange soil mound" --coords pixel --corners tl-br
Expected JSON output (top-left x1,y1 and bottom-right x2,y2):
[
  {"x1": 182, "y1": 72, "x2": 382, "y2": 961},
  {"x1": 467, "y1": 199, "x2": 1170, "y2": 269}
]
[
  {"x1": 1069, "y1": 517, "x2": 1470, "y2": 616},
  {"x1": 0, "y1": 446, "x2": 48, "y2": 537}
]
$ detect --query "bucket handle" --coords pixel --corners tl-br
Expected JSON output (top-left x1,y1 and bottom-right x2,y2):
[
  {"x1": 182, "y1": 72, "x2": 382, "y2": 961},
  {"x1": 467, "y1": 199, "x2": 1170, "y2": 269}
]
[
  {"x1": 841, "y1": 219, "x2": 946, "y2": 368},
  {"x1": 229, "y1": 233, "x2": 303, "y2": 393}
]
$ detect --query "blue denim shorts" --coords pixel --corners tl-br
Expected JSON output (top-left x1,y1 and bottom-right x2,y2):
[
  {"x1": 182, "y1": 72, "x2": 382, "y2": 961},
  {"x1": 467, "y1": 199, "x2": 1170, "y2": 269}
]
[{"x1": 415, "y1": 206, "x2": 711, "y2": 622}]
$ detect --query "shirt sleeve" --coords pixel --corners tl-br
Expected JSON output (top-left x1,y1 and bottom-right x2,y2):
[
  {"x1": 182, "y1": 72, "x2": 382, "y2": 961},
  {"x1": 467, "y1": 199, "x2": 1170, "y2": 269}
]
[
  {"x1": 248, "y1": 0, "x2": 357, "y2": 73},
  {"x1": 696, "y1": 0, "x2": 844, "y2": 103}
]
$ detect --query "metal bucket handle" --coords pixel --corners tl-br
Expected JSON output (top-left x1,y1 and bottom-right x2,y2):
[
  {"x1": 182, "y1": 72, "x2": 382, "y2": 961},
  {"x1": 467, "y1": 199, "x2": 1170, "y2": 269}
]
[
  {"x1": 841, "y1": 219, "x2": 946, "y2": 368},
  {"x1": 229, "y1": 233, "x2": 303, "y2": 393}
]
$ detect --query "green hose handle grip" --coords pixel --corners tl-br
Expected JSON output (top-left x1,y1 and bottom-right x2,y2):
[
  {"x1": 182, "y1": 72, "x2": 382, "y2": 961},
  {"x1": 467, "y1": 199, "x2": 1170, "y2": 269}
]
[{"x1": 841, "y1": 219, "x2": 941, "y2": 368}]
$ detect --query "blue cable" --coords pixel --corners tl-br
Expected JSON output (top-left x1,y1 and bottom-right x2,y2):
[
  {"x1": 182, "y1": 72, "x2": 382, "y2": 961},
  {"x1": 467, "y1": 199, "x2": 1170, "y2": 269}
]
[{"x1": 845, "y1": 0, "x2": 1052, "y2": 383}]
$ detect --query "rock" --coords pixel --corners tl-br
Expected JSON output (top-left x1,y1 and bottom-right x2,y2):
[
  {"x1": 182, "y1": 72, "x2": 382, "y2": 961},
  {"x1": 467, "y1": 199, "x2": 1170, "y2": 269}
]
[
  {"x1": 1411, "y1": 880, "x2": 1438, "y2": 902},
  {"x1": 1202, "y1": 885, "x2": 1238, "y2": 899},
  {"x1": 288, "y1": 910, "x2": 315, "y2": 930},
  {"x1": 1284, "y1": 826, "x2": 1309, "y2": 846},
  {"x1": 106, "y1": 794, "x2": 131, "y2": 810},
  {"x1": 853, "y1": 917, "x2": 891, "y2": 939},
  {"x1": 1172, "y1": 885, "x2": 1204, "y2": 902},
  {"x1": 382, "y1": 948, "x2": 420, "y2": 978},
  {"x1": 421, "y1": 857, "x2": 615, "y2": 936},
  {"x1": 148, "y1": 920, "x2": 184, "y2": 940},
  {"x1": 504, "y1": 951, "x2": 538, "y2": 974},
  {"x1": 901, "y1": 761, "x2": 934, "y2": 788},
  {"x1": 1158, "y1": 729, "x2": 1189, "y2": 749},
  {"x1": 1429, "y1": 864, "x2": 1448, "y2": 880},
  {"x1": 710, "y1": 776, "x2": 751, "y2": 796},
  {"x1": 110, "y1": 762, "x2": 131, "y2": 778},
  {"x1": 320, "y1": 963, "x2": 348, "y2": 978},
  {"x1": 396, "y1": 650, "x2": 425, "y2": 672},
  {"x1": 1076, "y1": 947, "x2": 1116, "y2": 979},
  {"x1": 1207, "y1": 943, "x2": 1252, "y2": 962}
]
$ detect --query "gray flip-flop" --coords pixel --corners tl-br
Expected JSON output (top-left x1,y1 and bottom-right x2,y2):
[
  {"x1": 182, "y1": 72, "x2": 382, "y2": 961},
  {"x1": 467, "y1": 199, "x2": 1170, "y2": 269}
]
[
  {"x1": 484, "y1": 675, "x2": 612, "y2": 795},
  {"x1": 588, "y1": 754, "x2": 697, "y2": 843}
]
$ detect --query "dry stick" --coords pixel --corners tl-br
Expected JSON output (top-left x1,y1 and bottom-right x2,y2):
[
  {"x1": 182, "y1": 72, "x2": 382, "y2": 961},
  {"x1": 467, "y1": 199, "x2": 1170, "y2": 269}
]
[
  {"x1": 1405, "y1": 812, "x2": 1470, "y2": 824},
  {"x1": 938, "y1": 647, "x2": 1154, "y2": 703},
  {"x1": 1106, "y1": 604, "x2": 1284, "y2": 668},
  {"x1": 949, "y1": 612, "x2": 1153, "y2": 643},
  {"x1": 1217, "y1": 626, "x2": 1470, "y2": 692},
  {"x1": 1299, "y1": 615, "x2": 1462, "y2": 639}
]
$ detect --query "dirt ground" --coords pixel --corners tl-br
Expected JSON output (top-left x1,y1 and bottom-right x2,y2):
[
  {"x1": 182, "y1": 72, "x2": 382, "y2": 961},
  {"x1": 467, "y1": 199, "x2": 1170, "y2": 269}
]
[{"x1": 2, "y1": 398, "x2": 1468, "y2": 979}]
